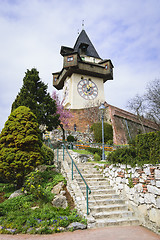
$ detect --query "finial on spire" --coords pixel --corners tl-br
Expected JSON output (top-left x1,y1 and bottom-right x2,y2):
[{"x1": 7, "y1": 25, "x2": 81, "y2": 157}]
[{"x1": 82, "y1": 20, "x2": 84, "y2": 29}]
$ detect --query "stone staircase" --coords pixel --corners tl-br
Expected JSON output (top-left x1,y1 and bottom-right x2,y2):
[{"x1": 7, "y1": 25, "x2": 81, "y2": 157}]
[{"x1": 58, "y1": 149, "x2": 139, "y2": 228}]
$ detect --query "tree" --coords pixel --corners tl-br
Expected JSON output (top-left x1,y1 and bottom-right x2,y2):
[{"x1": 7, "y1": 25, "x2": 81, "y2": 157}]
[
  {"x1": 145, "y1": 79, "x2": 160, "y2": 124},
  {"x1": 52, "y1": 91, "x2": 73, "y2": 140},
  {"x1": 12, "y1": 68, "x2": 60, "y2": 131},
  {"x1": 127, "y1": 94, "x2": 146, "y2": 133},
  {"x1": 127, "y1": 79, "x2": 160, "y2": 129},
  {"x1": 0, "y1": 106, "x2": 43, "y2": 188}
]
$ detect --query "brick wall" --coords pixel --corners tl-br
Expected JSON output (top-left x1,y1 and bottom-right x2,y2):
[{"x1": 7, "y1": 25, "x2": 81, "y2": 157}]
[{"x1": 63, "y1": 103, "x2": 159, "y2": 145}]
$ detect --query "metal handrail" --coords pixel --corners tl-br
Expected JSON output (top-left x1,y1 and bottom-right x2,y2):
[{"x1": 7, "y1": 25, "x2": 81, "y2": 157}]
[
  {"x1": 62, "y1": 143, "x2": 91, "y2": 215},
  {"x1": 45, "y1": 139, "x2": 91, "y2": 215}
]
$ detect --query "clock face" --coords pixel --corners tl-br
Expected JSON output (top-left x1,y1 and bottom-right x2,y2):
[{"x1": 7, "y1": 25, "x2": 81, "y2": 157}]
[{"x1": 77, "y1": 78, "x2": 98, "y2": 100}]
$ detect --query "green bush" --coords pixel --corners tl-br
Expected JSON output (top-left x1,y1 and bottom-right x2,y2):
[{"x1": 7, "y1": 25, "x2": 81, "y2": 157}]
[
  {"x1": 107, "y1": 146, "x2": 137, "y2": 167},
  {"x1": 94, "y1": 153, "x2": 101, "y2": 161},
  {"x1": 108, "y1": 131, "x2": 160, "y2": 166},
  {"x1": 0, "y1": 106, "x2": 43, "y2": 188},
  {"x1": 67, "y1": 135, "x2": 75, "y2": 142},
  {"x1": 106, "y1": 139, "x2": 113, "y2": 145},
  {"x1": 42, "y1": 144, "x2": 54, "y2": 165},
  {"x1": 135, "y1": 131, "x2": 160, "y2": 164},
  {"x1": 91, "y1": 122, "x2": 113, "y2": 143},
  {"x1": 87, "y1": 147, "x2": 102, "y2": 158}
]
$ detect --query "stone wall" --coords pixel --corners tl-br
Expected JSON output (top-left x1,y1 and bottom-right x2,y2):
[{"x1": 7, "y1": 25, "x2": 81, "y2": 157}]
[
  {"x1": 103, "y1": 164, "x2": 160, "y2": 233},
  {"x1": 49, "y1": 129, "x2": 94, "y2": 143}
]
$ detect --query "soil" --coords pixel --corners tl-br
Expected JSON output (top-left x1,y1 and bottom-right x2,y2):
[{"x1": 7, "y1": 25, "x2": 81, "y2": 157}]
[
  {"x1": 63, "y1": 185, "x2": 75, "y2": 210},
  {"x1": 0, "y1": 192, "x2": 5, "y2": 203}
]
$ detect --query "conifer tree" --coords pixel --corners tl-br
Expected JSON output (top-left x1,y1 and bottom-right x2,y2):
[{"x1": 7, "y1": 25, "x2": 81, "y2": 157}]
[
  {"x1": 12, "y1": 68, "x2": 60, "y2": 131},
  {"x1": 0, "y1": 106, "x2": 43, "y2": 188}
]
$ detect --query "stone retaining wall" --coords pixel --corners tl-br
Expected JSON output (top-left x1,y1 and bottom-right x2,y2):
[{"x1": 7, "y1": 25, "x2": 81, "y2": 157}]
[
  {"x1": 103, "y1": 164, "x2": 160, "y2": 233},
  {"x1": 50, "y1": 129, "x2": 94, "y2": 143}
]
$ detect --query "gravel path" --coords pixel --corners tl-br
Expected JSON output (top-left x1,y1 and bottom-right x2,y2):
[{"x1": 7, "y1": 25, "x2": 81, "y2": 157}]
[{"x1": 0, "y1": 226, "x2": 160, "y2": 240}]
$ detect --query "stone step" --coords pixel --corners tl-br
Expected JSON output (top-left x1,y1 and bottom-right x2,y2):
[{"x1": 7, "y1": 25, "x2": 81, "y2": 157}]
[
  {"x1": 88, "y1": 193, "x2": 120, "y2": 201},
  {"x1": 60, "y1": 151, "x2": 139, "y2": 228},
  {"x1": 92, "y1": 210, "x2": 133, "y2": 220},
  {"x1": 89, "y1": 198, "x2": 125, "y2": 206},
  {"x1": 76, "y1": 177, "x2": 107, "y2": 182},
  {"x1": 90, "y1": 204, "x2": 128, "y2": 214},
  {"x1": 75, "y1": 173, "x2": 103, "y2": 178},
  {"x1": 80, "y1": 185, "x2": 112, "y2": 190},
  {"x1": 82, "y1": 189, "x2": 116, "y2": 195},
  {"x1": 77, "y1": 180, "x2": 110, "y2": 186},
  {"x1": 91, "y1": 217, "x2": 139, "y2": 228}
]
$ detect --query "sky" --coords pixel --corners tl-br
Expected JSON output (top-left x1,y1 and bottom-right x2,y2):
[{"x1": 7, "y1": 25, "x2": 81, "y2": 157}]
[{"x1": 0, "y1": 0, "x2": 160, "y2": 131}]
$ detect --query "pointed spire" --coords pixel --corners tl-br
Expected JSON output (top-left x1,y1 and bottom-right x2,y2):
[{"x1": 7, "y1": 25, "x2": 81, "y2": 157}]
[{"x1": 73, "y1": 29, "x2": 101, "y2": 59}]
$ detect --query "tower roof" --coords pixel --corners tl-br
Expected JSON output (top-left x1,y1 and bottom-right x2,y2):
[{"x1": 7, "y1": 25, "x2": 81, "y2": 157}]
[{"x1": 73, "y1": 30, "x2": 101, "y2": 59}]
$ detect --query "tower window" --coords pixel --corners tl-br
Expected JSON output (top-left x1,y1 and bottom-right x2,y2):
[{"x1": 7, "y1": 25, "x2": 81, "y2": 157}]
[
  {"x1": 67, "y1": 56, "x2": 73, "y2": 62},
  {"x1": 105, "y1": 64, "x2": 108, "y2": 70}
]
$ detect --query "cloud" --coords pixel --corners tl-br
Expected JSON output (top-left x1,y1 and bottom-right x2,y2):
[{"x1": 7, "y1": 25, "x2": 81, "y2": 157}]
[{"x1": 0, "y1": 0, "x2": 160, "y2": 131}]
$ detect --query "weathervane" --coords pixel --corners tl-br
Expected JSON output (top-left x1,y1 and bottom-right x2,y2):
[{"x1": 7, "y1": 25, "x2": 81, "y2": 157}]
[{"x1": 82, "y1": 20, "x2": 84, "y2": 29}]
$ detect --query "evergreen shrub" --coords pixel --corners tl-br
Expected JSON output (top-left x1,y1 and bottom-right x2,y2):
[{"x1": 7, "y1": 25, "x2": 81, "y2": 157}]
[
  {"x1": 87, "y1": 147, "x2": 102, "y2": 158},
  {"x1": 67, "y1": 135, "x2": 75, "y2": 142},
  {"x1": 136, "y1": 131, "x2": 160, "y2": 164},
  {"x1": 108, "y1": 131, "x2": 160, "y2": 166},
  {"x1": 42, "y1": 144, "x2": 54, "y2": 165},
  {"x1": 107, "y1": 146, "x2": 137, "y2": 166},
  {"x1": 94, "y1": 153, "x2": 101, "y2": 161},
  {"x1": 91, "y1": 122, "x2": 113, "y2": 143},
  {"x1": 0, "y1": 106, "x2": 43, "y2": 188}
]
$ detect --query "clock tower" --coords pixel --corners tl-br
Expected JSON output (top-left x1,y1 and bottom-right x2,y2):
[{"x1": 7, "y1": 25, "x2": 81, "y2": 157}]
[{"x1": 52, "y1": 29, "x2": 114, "y2": 109}]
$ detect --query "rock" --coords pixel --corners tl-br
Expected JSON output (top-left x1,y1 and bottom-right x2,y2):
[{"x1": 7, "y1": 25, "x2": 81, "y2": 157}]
[
  {"x1": 147, "y1": 185, "x2": 160, "y2": 195},
  {"x1": 31, "y1": 206, "x2": 39, "y2": 210},
  {"x1": 138, "y1": 197, "x2": 145, "y2": 204},
  {"x1": 79, "y1": 154, "x2": 89, "y2": 163},
  {"x1": 144, "y1": 166, "x2": 151, "y2": 176},
  {"x1": 27, "y1": 227, "x2": 33, "y2": 233},
  {"x1": 138, "y1": 205, "x2": 148, "y2": 216},
  {"x1": 8, "y1": 189, "x2": 23, "y2": 199},
  {"x1": 36, "y1": 165, "x2": 48, "y2": 172},
  {"x1": 144, "y1": 193, "x2": 156, "y2": 205},
  {"x1": 67, "y1": 222, "x2": 87, "y2": 231},
  {"x1": 155, "y1": 169, "x2": 160, "y2": 180},
  {"x1": 156, "y1": 197, "x2": 160, "y2": 208},
  {"x1": 150, "y1": 180, "x2": 155, "y2": 186},
  {"x1": 156, "y1": 181, "x2": 160, "y2": 188},
  {"x1": 51, "y1": 182, "x2": 65, "y2": 195},
  {"x1": 135, "y1": 183, "x2": 143, "y2": 193},
  {"x1": 149, "y1": 208, "x2": 160, "y2": 225},
  {"x1": 5, "y1": 228, "x2": 16, "y2": 233},
  {"x1": 52, "y1": 195, "x2": 68, "y2": 208}
]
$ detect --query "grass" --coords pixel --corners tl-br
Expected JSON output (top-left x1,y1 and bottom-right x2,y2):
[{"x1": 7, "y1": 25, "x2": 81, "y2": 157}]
[
  {"x1": 0, "y1": 166, "x2": 86, "y2": 234},
  {"x1": 73, "y1": 149, "x2": 111, "y2": 164},
  {"x1": 73, "y1": 149, "x2": 93, "y2": 155}
]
